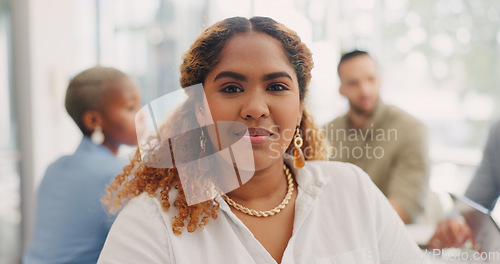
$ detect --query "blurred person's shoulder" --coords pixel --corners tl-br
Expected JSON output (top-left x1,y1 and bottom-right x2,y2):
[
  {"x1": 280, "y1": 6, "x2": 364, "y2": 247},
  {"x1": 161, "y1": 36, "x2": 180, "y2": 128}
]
[
  {"x1": 384, "y1": 104, "x2": 425, "y2": 129},
  {"x1": 489, "y1": 119, "x2": 500, "y2": 135},
  {"x1": 382, "y1": 104, "x2": 427, "y2": 140},
  {"x1": 322, "y1": 114, "x2": 348, "y2": 132},
  {"x1": 41, "y1": 139, "x2": 125, "y2": 185}
]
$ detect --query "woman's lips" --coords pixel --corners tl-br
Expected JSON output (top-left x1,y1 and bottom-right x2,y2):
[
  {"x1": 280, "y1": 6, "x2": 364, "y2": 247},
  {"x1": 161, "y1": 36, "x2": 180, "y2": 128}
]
[
  {"x1": 241, "y1": 127, "x2": 274, "y2": 144},
  {"x1": 243, "y1": 135, "x2": 269, "y2": 144}
]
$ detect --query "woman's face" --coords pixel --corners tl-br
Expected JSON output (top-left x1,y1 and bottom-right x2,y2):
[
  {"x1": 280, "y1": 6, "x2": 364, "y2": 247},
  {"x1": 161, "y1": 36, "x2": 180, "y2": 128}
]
[
  {"x1": 203, "y1": 31, "x2": 302, "y2": 171},
  {"x1": 100, "y1": 77, "x2": 142, "y2": 147}
]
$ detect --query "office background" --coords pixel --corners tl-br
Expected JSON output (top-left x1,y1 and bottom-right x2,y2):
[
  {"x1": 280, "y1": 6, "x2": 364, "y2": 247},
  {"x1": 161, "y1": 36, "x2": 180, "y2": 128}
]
[{"x1": 1, "y1": 0, "x2": 500, "y2": 263}]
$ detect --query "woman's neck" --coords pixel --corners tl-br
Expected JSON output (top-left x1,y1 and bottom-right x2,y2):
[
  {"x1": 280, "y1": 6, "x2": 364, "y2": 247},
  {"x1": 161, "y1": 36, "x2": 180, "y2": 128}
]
[
  {"x1": 225, "y1": 161, "x2": 287, "y2": 204},
  {"x1": 102, "y1": 140, "x2": 119, "y2": 156}
]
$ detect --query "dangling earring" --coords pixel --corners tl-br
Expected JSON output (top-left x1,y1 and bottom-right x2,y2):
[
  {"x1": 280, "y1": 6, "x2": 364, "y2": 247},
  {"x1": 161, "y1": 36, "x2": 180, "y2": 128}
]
[
  {"x1": 198, "y1": 128, "x2": 210, "y2": 172},
  {"x1": 91, "y1": 126, "x2": 105, "y2": 145},
  {"x1": 293, "y1": 127, "x2": 305, "y2": 168}
]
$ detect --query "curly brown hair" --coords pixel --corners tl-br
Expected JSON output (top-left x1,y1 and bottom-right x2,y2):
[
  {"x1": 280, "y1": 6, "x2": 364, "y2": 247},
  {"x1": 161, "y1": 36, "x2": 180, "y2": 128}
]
[{"x1": 103, "y1": 16, "x2": 326, "y2": 234}]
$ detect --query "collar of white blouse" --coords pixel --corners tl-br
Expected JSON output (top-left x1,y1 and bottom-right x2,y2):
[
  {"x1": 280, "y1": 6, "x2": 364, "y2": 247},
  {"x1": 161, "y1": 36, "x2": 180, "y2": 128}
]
[{"x1": 216, "y1": 156, "x2": 331, "y2": 263}]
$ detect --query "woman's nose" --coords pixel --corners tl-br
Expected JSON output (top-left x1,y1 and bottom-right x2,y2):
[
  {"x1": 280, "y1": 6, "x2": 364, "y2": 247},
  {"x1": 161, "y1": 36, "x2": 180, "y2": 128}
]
[{"x1": 240, "y1": 91, "x2": 270, "y2": 120}]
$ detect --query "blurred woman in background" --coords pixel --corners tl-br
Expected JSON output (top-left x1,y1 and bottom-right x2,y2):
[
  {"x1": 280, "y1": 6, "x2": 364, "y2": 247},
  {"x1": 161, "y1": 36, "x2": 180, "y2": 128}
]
[{"x1": 24, "y1": 66, "x2": 141, "y2": 264}]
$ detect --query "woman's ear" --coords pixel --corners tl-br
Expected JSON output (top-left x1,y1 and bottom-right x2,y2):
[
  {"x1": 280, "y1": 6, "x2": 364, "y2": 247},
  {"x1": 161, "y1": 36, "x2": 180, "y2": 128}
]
[
  {"x1": 195, "y1": 100, "x2": 215, "y2": 128},
  {"x1": 82, "y1": 110, "x2": 103, "y2": 134},
  {"x1": 195, "y1": 106, "x2": 207, "y2": 127}
]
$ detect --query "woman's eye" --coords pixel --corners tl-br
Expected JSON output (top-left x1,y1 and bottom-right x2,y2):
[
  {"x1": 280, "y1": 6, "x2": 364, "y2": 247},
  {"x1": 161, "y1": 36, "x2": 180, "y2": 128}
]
[
  {"x1": 221, "y1": 85, "x2": 243, "y2": 93},
  {"x1": 267, "y1": 84, "x2": 288, "y2": 91}
]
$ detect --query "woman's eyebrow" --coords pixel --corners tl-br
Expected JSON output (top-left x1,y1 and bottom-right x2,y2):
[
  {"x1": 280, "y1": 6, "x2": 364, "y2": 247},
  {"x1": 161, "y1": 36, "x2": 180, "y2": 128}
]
[
  {"x1": 213, "y1": 71, "x2": 247, "y2": 82},
  {"x1": 263, "y1": 72, "x2": 293, "y2": 81}
]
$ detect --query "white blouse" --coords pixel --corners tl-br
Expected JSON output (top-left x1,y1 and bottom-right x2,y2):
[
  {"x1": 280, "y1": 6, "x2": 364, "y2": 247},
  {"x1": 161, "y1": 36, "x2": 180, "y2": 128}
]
[{"x1": 98, "y1": 161, "x2": 424, "y2": 264}]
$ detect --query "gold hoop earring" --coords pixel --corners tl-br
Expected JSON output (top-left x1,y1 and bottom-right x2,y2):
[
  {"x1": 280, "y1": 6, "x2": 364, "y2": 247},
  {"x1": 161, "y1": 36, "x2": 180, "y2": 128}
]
[
  {"x1": 198, "y1": 128, "x2": 210, "y2": 172},
  {"x1": 293, "y1": 127, "x2": 305, "y2": 168}
]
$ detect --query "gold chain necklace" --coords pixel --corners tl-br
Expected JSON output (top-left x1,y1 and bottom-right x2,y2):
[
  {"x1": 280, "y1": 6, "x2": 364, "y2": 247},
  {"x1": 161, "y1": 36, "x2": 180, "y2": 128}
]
[{"x1": 221, "y1": 164, "x2": 294, "y2": 217}]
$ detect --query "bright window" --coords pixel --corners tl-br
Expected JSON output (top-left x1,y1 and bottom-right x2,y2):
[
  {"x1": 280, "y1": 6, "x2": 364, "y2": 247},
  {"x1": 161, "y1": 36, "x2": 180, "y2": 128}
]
[{"x1": 0, "y1": 0, "x2": 21, "y2": 262}]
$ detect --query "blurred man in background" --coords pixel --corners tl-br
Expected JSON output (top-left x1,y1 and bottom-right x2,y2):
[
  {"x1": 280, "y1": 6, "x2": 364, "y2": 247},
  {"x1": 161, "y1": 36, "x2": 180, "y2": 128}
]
[{"x1": 323, "y1": 50, "x2": 430, "y2": 224}]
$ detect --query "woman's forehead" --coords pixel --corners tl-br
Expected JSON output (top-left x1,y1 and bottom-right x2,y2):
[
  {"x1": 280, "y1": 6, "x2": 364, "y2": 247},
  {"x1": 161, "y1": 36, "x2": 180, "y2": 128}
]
[{"x1": 209, "y1": 31, "x2": 295, "y2": 78}]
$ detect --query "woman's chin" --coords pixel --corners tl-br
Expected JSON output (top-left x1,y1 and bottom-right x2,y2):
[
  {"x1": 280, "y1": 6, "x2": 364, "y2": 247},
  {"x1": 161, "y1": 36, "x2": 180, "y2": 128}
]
[
  {"x1": 230, "y1": 146, "x2": 285, "y2": 174},
  {"x1": 251, "y1": 155, "x2": 283, "y2": 172}
]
